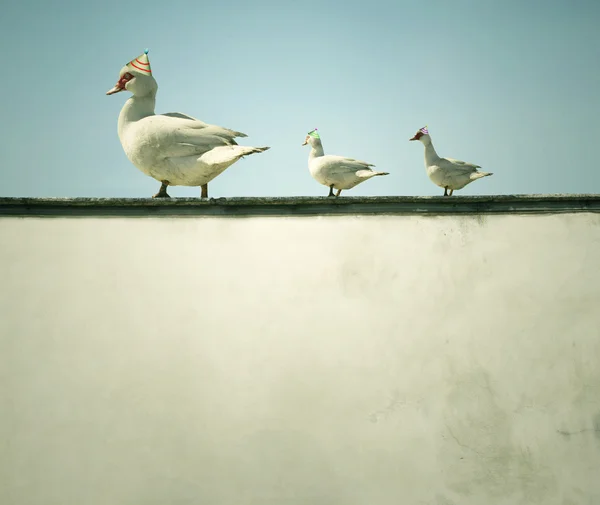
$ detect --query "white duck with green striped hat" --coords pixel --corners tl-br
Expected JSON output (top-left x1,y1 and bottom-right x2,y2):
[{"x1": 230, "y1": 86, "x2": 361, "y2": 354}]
[
  {"x1": 107, "y1": 49, "x2": 270, "y2": 198},
  {"x1": 302, "y1": 129, "x2": 389, "y2": 197}
]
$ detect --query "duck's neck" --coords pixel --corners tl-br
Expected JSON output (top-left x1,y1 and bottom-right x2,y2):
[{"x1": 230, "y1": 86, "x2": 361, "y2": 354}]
[
  {"x1": 309, "y1": 141, "x2": 325, "y2": 160},
  {"x1": 423, "y1": 140, "x2": 441, "y2": 166},
  {"x1": 118, "y1": 94, "x2": 156, "y2": 138}
]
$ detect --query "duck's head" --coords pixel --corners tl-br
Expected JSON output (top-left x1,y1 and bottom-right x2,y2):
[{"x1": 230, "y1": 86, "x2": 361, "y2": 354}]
[
  {"x1": 106, "y1": 49, "x2": 157, "y2": 97},
  {"x1": 302, "y1": 128, "x2": 321, "y2": 147},
  {"x1": 409, "y1": 125, "x2": 431, "y2": 144}
]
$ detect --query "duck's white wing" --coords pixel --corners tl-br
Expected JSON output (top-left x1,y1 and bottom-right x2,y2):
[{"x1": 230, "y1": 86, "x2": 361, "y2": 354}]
[
  {"x1": 161, "y1": 138, "x2": 233, "y2": 159},
  {"x1": 161, "y1": 112, "x2": 202, "y2": 121},
  {"x1": 150, "y1": 120, "x2": 240, "y2": 160},
  {"x1": 443, "y1": 157, "x2": 481, "y2": 170},
  {"x1": 193, "y1": 125, "x2": 247, "y2": 139},
  {"x1": 355, "y1": 169, "x2": 380, "y2": 178},
  {"x1": 160, "y1": 113, "x2": 211, "y2": 130},
  {"x1": 198, "y1": 145, "x2": 269, "y2": 166},
  {"x1": 161, "y1": 112, "x2": 248, "y2": 137},
  {"x1": 327, "y1": 155, "x2": 375, "y2": 167},
  {"x1": 321, "y1": 155, "x2": 375, "y2": 175}
]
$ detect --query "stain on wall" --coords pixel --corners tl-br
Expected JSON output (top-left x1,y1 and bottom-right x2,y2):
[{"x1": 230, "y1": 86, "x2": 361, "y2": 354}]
[{"x1": 1, "y1": 212, "x2": 599, "y2": 505}]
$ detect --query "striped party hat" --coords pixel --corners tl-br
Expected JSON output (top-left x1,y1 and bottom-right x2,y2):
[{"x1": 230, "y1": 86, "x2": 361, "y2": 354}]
[
  {"x1": 126, "y1": 49, "x2": 152, "y2": 75},
  {"x1": 308, "y1": 128, "x2": 320, "y2": 139},
  {"x1": 419, "y1": 125, "x2": 429, "y2": 134}
]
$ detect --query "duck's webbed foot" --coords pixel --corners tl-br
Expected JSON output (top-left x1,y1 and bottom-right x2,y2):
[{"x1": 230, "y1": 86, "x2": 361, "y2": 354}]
[
  {"x1": 448, "y1": 189, "x2": 454, "y2": 196},
  {"x1": 153, "y1": 180, "x2": 171, "y2": 198},
  {"x1": 201, "y1": 184, "x2": 208, "y2": 199},
  {"x1": 335, "y1": 189, "x2": 342, "y2": 197},
  {"x1": 328, "y1": 185, "x2": 335, "y2": 197},
  {"x1": 443, "y1": 187, "x2": 449, "y2": 197}
]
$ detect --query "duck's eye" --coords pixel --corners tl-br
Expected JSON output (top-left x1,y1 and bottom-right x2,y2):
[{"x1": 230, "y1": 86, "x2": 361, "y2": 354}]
[{"x1": 118, "y1": 72, "x2": 133, "y2": 83}]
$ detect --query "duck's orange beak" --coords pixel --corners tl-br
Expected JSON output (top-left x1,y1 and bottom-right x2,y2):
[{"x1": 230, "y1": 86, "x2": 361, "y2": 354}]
[
  {"x1": 106, "y1": 73, "x2": 134, "y2": 96},
  {"x1": 106, "y1": 85, "x2": 124, "y2": 96}
]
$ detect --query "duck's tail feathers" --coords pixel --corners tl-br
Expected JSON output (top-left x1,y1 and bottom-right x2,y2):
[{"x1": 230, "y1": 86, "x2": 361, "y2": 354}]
[
  {"x1": 244, "y1": 146, "x2": 271, "y2": 156},
  {"x1": 471, "y1": 171, "x2": 493, "y2": 180},
  {"x1": 239, "y1": 146, "x2": 270, "y2": 159},
  {"x1": 247, "y1": 146, "x2": 270, "y2": 154},
  {"x1": 357, "y1": 170, "x2": 389, "y2": 178}
]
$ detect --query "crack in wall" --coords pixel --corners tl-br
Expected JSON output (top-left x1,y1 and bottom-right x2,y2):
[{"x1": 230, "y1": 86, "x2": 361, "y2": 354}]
[
  {"x1": 557, "y1": 428, "x2": 600, "y2": 438},
  {"x1": 444, "y1": 423, "x2": 483, "y2": 456}
]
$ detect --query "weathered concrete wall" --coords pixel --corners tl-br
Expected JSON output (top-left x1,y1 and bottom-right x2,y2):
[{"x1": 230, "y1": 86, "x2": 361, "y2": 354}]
[{"x1": 1, "y1": 202, "x2": 599, "y2": 505}]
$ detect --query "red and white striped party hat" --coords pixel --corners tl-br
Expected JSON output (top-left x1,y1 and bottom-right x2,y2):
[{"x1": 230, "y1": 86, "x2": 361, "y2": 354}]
[{"x1": 126, "y1": 49, "x2": 152, "y2": 75}]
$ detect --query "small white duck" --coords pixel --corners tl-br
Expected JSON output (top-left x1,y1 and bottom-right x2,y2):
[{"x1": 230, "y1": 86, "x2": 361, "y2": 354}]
[
  {"x1": 409, "y1": 125, "x2": 492, "y2": 196},
  {"x1": 107, "y1": 50, "x2": 270, "y2": 198},
  {"x1": 302, "y1": 129, "x2": 389, "y2": 197}
]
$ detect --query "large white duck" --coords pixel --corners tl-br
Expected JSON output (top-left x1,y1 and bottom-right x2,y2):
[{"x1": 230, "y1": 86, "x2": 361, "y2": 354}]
[
  {"x1": 302, "y1": 129, "x2": 389, "y2": 197},
  {"x1": 107, "y1": 50, "x2": 270, "y2": 198},
  {"x1": 409, "y1": 125, "x2": 492, "y2": 196}
]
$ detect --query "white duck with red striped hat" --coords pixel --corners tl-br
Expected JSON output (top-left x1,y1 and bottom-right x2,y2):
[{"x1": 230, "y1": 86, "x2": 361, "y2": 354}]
[
  {"x1": 409, "y1": 125, "x2": 492, "y2": 196},
  {"x1": 107, "y1": 50, "x2": 269, "y2": 198}
]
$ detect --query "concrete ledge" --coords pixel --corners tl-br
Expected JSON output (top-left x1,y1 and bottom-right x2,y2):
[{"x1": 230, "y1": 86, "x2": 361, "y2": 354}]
[{"x1": 0, "y1": 194, "x2": 599, "y2": 217}]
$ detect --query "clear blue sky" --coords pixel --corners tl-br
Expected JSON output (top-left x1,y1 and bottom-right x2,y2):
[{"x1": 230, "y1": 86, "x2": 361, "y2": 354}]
[{"x1": 1, "y1": 0, "x2": 598, "y2": 198}]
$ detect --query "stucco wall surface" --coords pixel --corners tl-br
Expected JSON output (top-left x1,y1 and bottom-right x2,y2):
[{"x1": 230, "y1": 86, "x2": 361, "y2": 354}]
[{"x1": 1, "y1": 212, "x2": 599, "y2": 505}]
